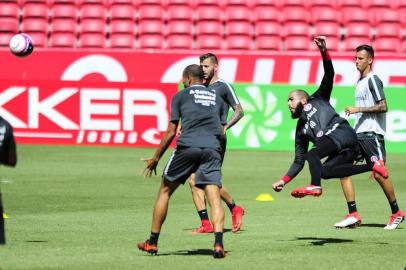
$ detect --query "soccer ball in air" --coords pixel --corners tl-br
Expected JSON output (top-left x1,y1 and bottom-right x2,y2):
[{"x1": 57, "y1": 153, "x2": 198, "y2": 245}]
[{"x1": 9, "y1": 33, "x2": 34, "y2": 57}]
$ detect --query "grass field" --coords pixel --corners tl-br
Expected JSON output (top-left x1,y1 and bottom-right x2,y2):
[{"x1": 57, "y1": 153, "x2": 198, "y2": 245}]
[{"x1": 0, "y1": 144, "x2": 405, "y2": 270}]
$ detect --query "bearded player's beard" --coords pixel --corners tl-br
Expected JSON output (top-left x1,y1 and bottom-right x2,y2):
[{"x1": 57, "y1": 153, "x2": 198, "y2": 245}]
[{"x1": 291, "y1": 102, "x2": 304, "y2": 119}]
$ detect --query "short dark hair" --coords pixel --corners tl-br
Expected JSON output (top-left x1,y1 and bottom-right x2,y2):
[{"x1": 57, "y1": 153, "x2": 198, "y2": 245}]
[
  {"x1": 183, "y1": 64, "x2": 204, "y2": 80},
  {"x1": 199, "y1": 53, "x2": 218, "y2": 64},
  {"x1": 356, "y1": 44, "x2": 374, "y2": 58}
]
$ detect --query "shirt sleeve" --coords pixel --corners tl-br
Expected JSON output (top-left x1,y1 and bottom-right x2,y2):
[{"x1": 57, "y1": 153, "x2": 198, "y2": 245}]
[
  {"x1": 219, "y1": 81, "x2": 240, "y2": 109},
  {"x1": 368, "y1": 75, "x2": 385, "y2": 103},
  {"x1": 285, "y1": 123, "x2": 308, "y2": 180},
  {"x1": 311, "y1": 50, "x2": 335, "y2": 101},
  {"x1": 170, "y1": 92, "x2": 181, "y2": 122}
]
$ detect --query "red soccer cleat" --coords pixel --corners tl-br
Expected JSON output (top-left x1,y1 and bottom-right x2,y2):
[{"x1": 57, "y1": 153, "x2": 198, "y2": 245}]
[
  {"x1": 291, "y1": 185, "x2": 322, "y2": 198},
  {"x1": 334, "y1": 211, "x2": 362, "y2": 228},
  {"x1": 192, "y1": 219, "x2": 214, "y2": 234},
  {"x1": 231, "y1": 205, "x2": 245, "y2": 233},
  {"x1": 384, "y1": 210, "x2": 404, "y2": 230},
  {"x1": 213, "y1": 244, "x2": 225, "y2": 259},
  {"x1": 137, "y1": 240, "x2": 158, "y2": 255},
  {"x1": 372, "y1": 160, "x2": 388, "y2": 178}
]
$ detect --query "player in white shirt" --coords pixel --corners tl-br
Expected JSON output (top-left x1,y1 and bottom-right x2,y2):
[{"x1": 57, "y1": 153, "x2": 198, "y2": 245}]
[{"x1": 334, "y1": 45, "x2": 404, "y2": 230}]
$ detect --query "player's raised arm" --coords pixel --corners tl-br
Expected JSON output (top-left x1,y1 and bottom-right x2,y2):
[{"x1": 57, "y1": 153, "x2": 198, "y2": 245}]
[{"x1": 312, "y1": 36, "x2": 335, "y2": 101}]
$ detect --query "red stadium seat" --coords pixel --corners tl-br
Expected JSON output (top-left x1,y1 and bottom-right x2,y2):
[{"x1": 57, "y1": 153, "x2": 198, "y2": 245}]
[
  {"x1": 253, "y1": 6, "x2": 281, "y2": 22},
  {"x1": 252, "y1": 0, "x2": 279, "y2": 7},
  {"x1": 338, "y1": 0, "x2": 363, "y2": 8},
  {"x1": 138, "y1": 34, "x2": 164, "y2": 49},
  {"x1": 375, "y1": 23, "x2": 402, "y2": 39},
  {"x1": 0, "y1": 32, "x2": 14, "y2": 47},
  {"x1": 166, "y1": 20, "x2": 193, "y2": 36},
  {"x1": 281, "y1": 0, "x2": 308, "y2": 8},
  {"x1": 226, "y1": 21, "x2": 252, "y2": 36},
  {"x1": 138, "y1": 0, "x2": 163, "y2": 5},
  {"x1": 283, "y1": 22, "x2": 311, "y2": 37},
  {"x1": 285, "y1": 36, "x2": 312, "y2": 50},
  {"x1": 167, "y1": 5, "x2": 193, "y2": 21},
  {"x1": 255, "y1": 21, "x2": 282, "y2": 37},
  {"x1": 23, "y1": 3, "x2": 49, "y2": 19},
  {"x1": 52, "y1": 0, "x2": 76, "y2": 4},
  {"x1": 77, "y1": 0, "x2": 109, "y2": 6},
  {"x1": 195, "y1": 0, "x2": 221, "y2": 7},
  {"x1": 402, "y1": 40, "x2": 406, "y2": 53},
  {"x1": 79, "y1": 33, "x2": 106, "y2": 48},
  {"x1": 110, "y1": 33, "x2": 135, "y2": 48},
  {"x1": 196, "y1": 21, "x2": 223, "y2": 36},
  {"x1": 138, "y1": 20, "x2": 164, "y2": 35},
  {"x1": 80, "y1": 19, "x2": 105, "y2": 34},
  {"x1": 80, "y1": 4, "x2": 105, "y2": 19},
  {"x1": 195, "y1": 6, "x2": 222, "y2": 21},
  {"x1": 109, "y1": 20, "x2": 135, "y2": 35},
  {"x1": 309, "y1": 0, "x2": 336, "y2": 8},
  {"x1": 27, "y1": 32, "x2": 47, "y2": 47},
  {"x1": 21, "y1": 18, "x2": 48, "y2": 33},
  {"x1": 196, "y1": 35, "x2": 222, "y2": 49},
  {"x1": 51, "y1": 18, "x2": 77, "y2": 34},
  {"x1": 311, "y1": 7, "x2": 340, "y2": 23},
  {"x1": 345, "y1": 22, "x2": 371, "y2": 38},
  {"x1": 108, "y1": 0, "x2": 134, "y2": 4},
  {"x1": 167, "y1": 0, "x2": 193, "y2": 6},
  {"x1": 374, "y1": 38, "x2": 401, "y2": 52},
  {"x1": 225, "y1": 35, "x2": 251, "y2": 50},
  {"x1": 0, "y1": 2, "x2": 20, "y2": 19},
  {"x1": 166, "y1": 35, "x2": 194, "y2": 49},
  {"x1": 314, "y1": 22, "x2": 340, "y2": 39},
  {"x1": 224, "y1": 0, "x2": 250, "y2": 7},
  {"x1": 366, "y1": 0, "x2": 394, "y2": 8},
  {"x1": 282, "y1": 7, "x2": 310, "y2": 23},
  {"x1": 51, "y1": 4, "x2": 77, "y2": 20},
  {"x1": 224, "y1": 6, "x2": 251, "y2": 22},
  {"x1": 373, "y1": 10, "x2": 401, "y2": 25},
  {"x1": 342, "y1": 37, "x2": 371, "y2": 51},
  {"x1": 49, "y1": 32, "x2": 76, "y2": 47},
  {"x1": 321, "y1": 36, "x2": 340, "y2": 51},
  {"x1": 340, "y1": 8, "x2": 371, "y2": 24},
  {"x1": 109, "y1": 4, "x2": 135, "y2": 21},
  {"x1": 0, "y1": 18, "x2": 19, "y2": 33},
  {"x1": 138, "y1": 5, "x2": 164, "y2": 20},
  {"x1": 256, "y1": 36, "x2": 282, "y2": 50}
]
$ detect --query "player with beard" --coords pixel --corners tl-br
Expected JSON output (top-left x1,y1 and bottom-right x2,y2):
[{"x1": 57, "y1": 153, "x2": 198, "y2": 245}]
[
  {"x1": 271, "y1": 36, "x2": 388, "y2": 198},
  {"x1": 188, "y1": 53, "x2": 245, "y2": 234}
]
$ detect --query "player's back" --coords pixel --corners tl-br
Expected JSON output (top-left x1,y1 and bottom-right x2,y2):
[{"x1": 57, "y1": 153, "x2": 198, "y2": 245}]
[{"x1": 173, "y1": 84, "x2": 224, "y2": 150}]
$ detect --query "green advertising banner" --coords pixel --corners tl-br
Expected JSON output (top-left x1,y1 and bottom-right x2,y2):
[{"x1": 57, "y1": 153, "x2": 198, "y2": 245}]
[{"x1": 227, "y1": 84, "x2": 406, "y2": 153}]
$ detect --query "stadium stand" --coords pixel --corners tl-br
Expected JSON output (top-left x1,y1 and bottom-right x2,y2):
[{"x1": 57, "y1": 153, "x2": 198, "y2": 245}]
[{"x1": 0, "y1": 0, "x2": 404, "y2": 52}]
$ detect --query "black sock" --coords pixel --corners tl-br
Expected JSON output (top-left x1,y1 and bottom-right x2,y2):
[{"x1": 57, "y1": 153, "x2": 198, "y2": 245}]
[
  {"x1": 227, "y1": 201, "x2": 236, "y2": 212},
  {"x1": 214, "y1": 232, "x2": 223, "y2": 247},
  {"x1": 389, "y1": 200, "x2": 399, "y2": 214},
  {"x1": 198, "y1": 209, "x2": 209, "y2": 221},
  {"x1": 149, "y1": 232, "x2": 160, "y2": 246},
  {"x1": 347, "y1": 201, "x2": 357, "y2": 213}
]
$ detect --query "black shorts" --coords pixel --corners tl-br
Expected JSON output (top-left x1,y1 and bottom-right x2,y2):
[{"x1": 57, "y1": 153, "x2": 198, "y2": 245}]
[
  {"x1": 357, "y1": 132, "x2": 386, "y2": 164},
  {"x1": 163, "y1": 147, "x2": 222, "y2": 187},
  {"x1": 326, "y1": 122, "x2": 358, "y2": 151}
]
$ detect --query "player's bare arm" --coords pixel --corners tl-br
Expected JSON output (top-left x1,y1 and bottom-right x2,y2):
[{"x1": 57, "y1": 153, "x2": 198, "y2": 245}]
[
  {"x1": 224, "y1": 104, "x2": 244, "y2": 133},
  {"x1": 141, "y1": 121, "x2": 178, "y2": 178},
  {"x1": 345, "y1": 99, "x2": 387, "y2": 115}
]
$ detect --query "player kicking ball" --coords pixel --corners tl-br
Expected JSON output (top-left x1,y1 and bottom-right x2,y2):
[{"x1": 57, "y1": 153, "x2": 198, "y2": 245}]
[
  {"x1": 272, "y1": 36, "x2": 388, "y2": 198},
  {"x1": 138, "y1": 65, "x2": 227, "y2": 258}
]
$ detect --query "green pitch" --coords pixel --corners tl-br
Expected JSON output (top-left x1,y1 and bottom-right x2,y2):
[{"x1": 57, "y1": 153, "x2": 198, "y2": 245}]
[{"x1": 0, "y1": 145, "x2": 405, "y2": 270}]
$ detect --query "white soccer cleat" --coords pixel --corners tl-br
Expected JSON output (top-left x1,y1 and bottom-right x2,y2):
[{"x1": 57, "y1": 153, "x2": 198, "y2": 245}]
[
  {"x1": 384, "y1": 210, "x2": 404, "y2": 230},
  {"x1": 334, "y1": 212, "x2": 362, "y2": 228}
]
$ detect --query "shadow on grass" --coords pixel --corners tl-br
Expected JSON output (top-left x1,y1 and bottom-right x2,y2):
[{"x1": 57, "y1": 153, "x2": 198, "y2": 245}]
[
  {"x1": 158, "y1": 249, "x2": 229, "y2": 256},
  {"x1": 361, "y1": 223, "x2": 386, "y2": 228},
  {"x1": 25, "y1": 240, "x2": 48, "y2": 243},
  {"x1": 295, "y1": 237, "x2": 353, "y2": 246}
]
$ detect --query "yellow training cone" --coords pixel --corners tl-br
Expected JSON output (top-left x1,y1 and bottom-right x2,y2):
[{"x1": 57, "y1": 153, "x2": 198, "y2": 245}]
[
  {"x1": 256, "y1": 193, "x2": 274, "y2": 202},
  {"x1": 2, "y1": 213, "x2": 8, "y2": 219}
]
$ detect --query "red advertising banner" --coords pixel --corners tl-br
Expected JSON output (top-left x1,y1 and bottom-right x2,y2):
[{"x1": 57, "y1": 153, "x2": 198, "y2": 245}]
[{"x1": 1, "y1": 50, "x2": 405, "y2": 147}]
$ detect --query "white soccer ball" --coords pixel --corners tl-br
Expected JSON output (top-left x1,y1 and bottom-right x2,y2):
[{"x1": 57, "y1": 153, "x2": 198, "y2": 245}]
[{"x1": 9, "y1": 33, "x2": 34, "y2": 57}]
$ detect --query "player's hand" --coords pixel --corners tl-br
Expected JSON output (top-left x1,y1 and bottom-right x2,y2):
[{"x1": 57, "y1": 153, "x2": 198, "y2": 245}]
[
  {"x1": 272, "y1": 180, "x2": 285, "y2": 192},
  {"x1": 314, "y1": 36, "x2": 326, "y2": 51},
  {"x1": 345, "y1": 106, "x2": 358, "y2": 115},
  {"x1": 141, "y1": 157, "x2": 158, "y2": 178}
]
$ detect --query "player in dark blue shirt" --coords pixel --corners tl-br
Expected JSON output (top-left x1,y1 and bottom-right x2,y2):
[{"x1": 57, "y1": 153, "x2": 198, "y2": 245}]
[
  {"x1": 0, "y1": 116, "x2": 17, "y2": 245},
  {"x1": 271, "y1": 37, "x2": 388, "y2": 198},
  {"x1": 138, "y1": 64, "x2": 226, "y2": 258}
]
